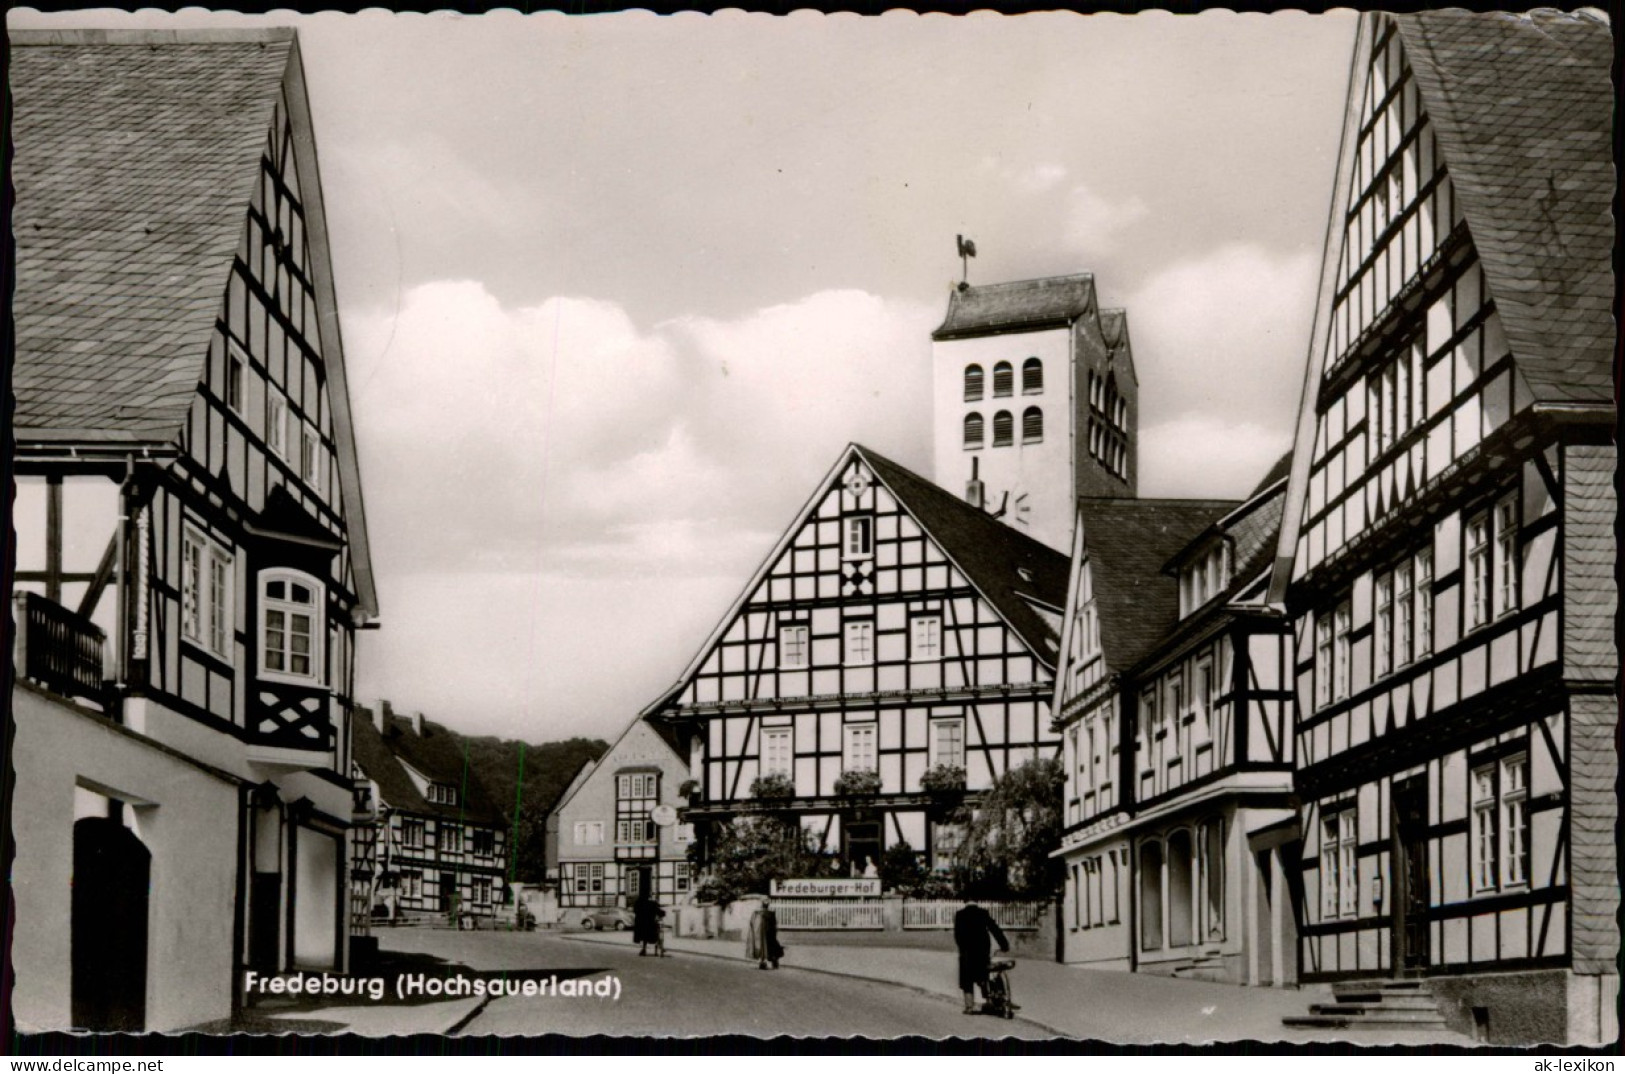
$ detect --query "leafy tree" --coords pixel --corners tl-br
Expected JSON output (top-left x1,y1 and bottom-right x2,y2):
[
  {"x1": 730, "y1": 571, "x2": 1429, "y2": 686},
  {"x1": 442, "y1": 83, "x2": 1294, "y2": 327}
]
[
  {"x1": 691, "y1": 815, "x2": 831, "y2": 905},
  {"x1": 955, "y1": 756, "x2": 1065, "y2": 899}
]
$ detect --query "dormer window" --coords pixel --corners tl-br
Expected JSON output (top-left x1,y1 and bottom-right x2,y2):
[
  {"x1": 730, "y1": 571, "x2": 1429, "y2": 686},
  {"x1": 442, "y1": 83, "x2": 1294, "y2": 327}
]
[
  {"x1": 426, "y1": 783, "x2": 458, "y2": 806},
  {"x1": 260, "y1": 568, "x2": 324, "y2": 685},
  {"x1": 1180, "y1": 543, "x2": 1232, "y2": 616}
]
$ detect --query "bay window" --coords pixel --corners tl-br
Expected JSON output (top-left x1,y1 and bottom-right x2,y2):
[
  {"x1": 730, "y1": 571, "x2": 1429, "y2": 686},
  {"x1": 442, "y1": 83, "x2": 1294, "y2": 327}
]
[{"x1": 260, "y1": 569, "x2": 324, "y2": 684}]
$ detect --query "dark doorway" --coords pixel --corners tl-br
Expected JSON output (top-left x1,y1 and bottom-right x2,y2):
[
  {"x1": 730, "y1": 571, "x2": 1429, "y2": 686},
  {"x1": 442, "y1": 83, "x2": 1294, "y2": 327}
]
[
  {"x1": 1392, "y1": 778, "x2": 1431, "y2": 975},
  {"x1": 844, "y1": 821, "x2": 881, "y2": 878},
  {"x1": 72, "y1": 816, "x2": 150, "y2": 1032},
  {"x1": 439, "y1": 872, "x2": 457, "y2": 914},
  {"x1": 628, "y1": 866, "x2": 653, "y2": 906},
  {"x1": 249, "y1": 872, "x2": 282, "y2": 974}
]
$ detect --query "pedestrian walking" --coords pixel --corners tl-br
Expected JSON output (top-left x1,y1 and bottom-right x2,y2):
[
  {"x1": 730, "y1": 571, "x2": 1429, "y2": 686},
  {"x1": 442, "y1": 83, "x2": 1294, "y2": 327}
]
[
  {"x1": 745, "y1": 897, "x2": 784, "y2": 970},
  {"x1": 953, "y1": 901, "x2": 1010, "y2": 1014},
  {"x1": 633, "y1": 889, "x2": 665, "y2": 957}
]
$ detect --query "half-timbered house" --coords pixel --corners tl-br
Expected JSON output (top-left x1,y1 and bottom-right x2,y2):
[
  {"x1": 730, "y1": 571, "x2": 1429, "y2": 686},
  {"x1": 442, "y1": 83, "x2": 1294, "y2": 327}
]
[
  {"x1": 1269, "y1": 10, "x2": 1616, "y2": 1043},
  {"x1": 9, "y1": 28, "x2": 377, "y2": 1032},
  {"x1": 350, "y1": 705, "x2": 508, "y2": 922},
  {"x1": 551, "y1": 716, "x2": 696, "y2": 924},
  {"x1": 648, "y1": 444, "x2": 1069, "y2": 877},
  {"x1": 1055, "y1": 459, "x2": 1300, "y2": 986},
  {"x1": 1050, "y1": 496, "x2": 1236, "y2": 969}
]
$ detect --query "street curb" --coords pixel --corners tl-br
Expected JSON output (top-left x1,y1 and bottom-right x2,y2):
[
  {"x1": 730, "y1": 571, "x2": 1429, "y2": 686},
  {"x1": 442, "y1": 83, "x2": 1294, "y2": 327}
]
[{"x1": 558, "y1": 932, "x2": 1068, "y2": 1038}]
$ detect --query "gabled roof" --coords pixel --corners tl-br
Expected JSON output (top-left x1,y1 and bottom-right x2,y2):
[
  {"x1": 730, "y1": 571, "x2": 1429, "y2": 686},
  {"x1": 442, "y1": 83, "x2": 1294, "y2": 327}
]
[
  {"x1": 1394, "y1": 10, "x2": 1613, "y2": 404},
  {"x1": 932, "y1": 274, "x2": 1097, "y2": 340},
  {"x1": 10, "y1": 28, "x2": 379, "y2": 617},
  {"x1": 1077, "y1": 498, "x2": 1237, "y2": 672},
  {"x1": 352, "y1": 709, "x2": 504, "y2": 826},
  {"x1": 1247, "y1": 451, "x2": 1293, "y2": 501},
  {"x1": 10, "y1": 29, "x2": 294, "y2": 443},
  {"x1": 554, "y1": 715, "x2": 689, "y2": 820},
  {"x1": 861, "y1": 447, "x2": 1072, "y2": 659},
  {"x1": 648, "y1": 443, "x2": 1072, "y2": 710}
]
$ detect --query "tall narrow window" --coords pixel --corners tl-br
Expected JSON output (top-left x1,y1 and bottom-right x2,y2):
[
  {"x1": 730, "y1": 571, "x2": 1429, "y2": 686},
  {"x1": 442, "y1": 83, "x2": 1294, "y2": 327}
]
[
  {"x1": 1375, "y1": 572, "x2": 1394, "y2": 677},
  {"x1": 226, "y1": 345, "x2": 245, "y2": 413},
  {"x1": 963, "y1": 365, "x2": 984, "y2": 402},
  {"x1": 1501, "y1": 754, "x2": 1529, "y2": 887},
  {"x1": 268, "y1": 395, "x2": 288, "y2": 459},
  {"x1": 1471, "y1": 765, "x2": 1497, "y2": 892},
  {"x1": 1465, "y1": 510, "x2": 1491, "y2": 629},
  {"x1": 910, "y1": 615, "x2": 942, "y2": 660},
  {"x1": 843, "y1": 620, "x2": 874, "y2": 666},
  {"x1": 760, "y1": 728, "x2": 792, "y2": 777},
  {"x1": 1321, "y1": 809, "x2": 1357, "y2": 919},
  {"x1": 963, "y1": 413, "x2": 984, "y2": 449},
  {"x1": 1493, "y1": 495, "x2": 1519, "y2": 618},
  {"x1": 1416, "y1": 548, "x2": 1434, "y2": 655},
  {"x1": 843, "y1": 723, "x2": 877, "y2": 773},
  {"x1": 182, "y1": 528, "x2": 233, "y2": 662},
  {"x1": 992, "y1": 361, "x2": 1013, "y2": 397},
  {"x1": 1333, "y1": 600, "x2": 1352, "y2": 701},
  {"x1": 260, "y1": 570, "x2": 323, "y2": 683},
  {"x1": 1395, "y1": 559, "x2": 1415, "y2": 667},
  {"x1": 842, "y1": 515, "x2": 874, "y2": 561},
  {"x1": 992, "y1": 411, "x2": 1013, "y2": 447},
  {"x1": 301, "y1": 427, "x2": 323, "y2": 494},
  {"x1": 1022, "y1": 407, "x2": 1043, "y2": 444},
  {"x1": 1315, "y1": 615, "x2": 1334, "y2": 709},
  {"x1": 778, "y1": 623, "x2": 809, "y2": 669},
  {"x1": 1022, "y1": 357, "x2": 1043, "y2": 395},
  {"x1": 930, "y1": 717, "x2": 965, "y2": 769}
]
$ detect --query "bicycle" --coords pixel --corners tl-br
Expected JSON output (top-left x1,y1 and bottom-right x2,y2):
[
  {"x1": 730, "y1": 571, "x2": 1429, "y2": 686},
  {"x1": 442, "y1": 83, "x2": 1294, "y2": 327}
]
[{"x1": 982, "y1": 958, "x2": 1018, "y2": 1019}]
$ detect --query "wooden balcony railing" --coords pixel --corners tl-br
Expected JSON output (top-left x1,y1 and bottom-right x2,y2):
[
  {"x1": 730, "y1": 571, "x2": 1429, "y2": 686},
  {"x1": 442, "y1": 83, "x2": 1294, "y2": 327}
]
[{"x1": 14, "y1": 591, "x2": 111, "y2": 712}]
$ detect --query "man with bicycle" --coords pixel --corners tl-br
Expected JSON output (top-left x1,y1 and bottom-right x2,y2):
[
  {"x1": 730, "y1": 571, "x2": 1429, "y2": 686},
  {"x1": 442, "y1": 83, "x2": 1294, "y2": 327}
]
[{"x1": 953, "y1": 901, "x2": 1010, "y2": 1015}]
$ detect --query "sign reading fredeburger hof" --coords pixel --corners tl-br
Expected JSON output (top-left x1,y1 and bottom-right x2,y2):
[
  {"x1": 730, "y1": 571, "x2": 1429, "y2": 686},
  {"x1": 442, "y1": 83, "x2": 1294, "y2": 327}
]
[{"x1": 769, "y1": 878, "x2": 882, "y2": 898}]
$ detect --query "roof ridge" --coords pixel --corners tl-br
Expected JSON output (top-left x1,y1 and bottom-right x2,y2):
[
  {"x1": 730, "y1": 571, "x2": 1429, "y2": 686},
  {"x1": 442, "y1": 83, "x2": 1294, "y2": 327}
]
[
  {"x1": 10, "y1": 28, "x2": 296, "y2": 45},
  {"x1": 954, "y1": 272, "x2": 1096, "y2": 291}
]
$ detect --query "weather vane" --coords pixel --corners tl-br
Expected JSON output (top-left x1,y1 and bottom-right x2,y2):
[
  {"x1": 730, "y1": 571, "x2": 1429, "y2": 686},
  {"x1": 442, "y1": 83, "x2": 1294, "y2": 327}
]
[{"x1": 957, "y1": 234, "x2": 977, "y2": 288}]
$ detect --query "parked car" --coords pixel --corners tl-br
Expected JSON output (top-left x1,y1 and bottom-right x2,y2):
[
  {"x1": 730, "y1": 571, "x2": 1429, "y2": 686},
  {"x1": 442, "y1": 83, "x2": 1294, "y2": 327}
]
[{"x1": 577, "y1": 906, "x2": 634, "y2": 931}]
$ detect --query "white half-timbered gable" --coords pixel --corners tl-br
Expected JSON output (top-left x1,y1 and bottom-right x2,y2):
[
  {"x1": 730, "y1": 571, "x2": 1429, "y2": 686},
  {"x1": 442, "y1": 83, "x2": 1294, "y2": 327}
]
[
  {"x1": 9, "y1": 29, "x2": 377, "y2": 1032},
  {"x1": 651, "y1": 444, "x2": 1069, "y2": 874},
  {"x1": 1271, "y1": 11, "x2": 1615, "y2": 1044}
]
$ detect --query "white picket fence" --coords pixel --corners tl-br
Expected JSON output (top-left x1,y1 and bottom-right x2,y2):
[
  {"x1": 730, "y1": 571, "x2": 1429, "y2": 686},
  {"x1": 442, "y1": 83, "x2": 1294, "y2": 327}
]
[
  {"x1": 770, "y1": 898, "x2": 885, "y2": 930},
  {"x1": 900, "y1": 899, "x2": 1048, "y2": 931}
]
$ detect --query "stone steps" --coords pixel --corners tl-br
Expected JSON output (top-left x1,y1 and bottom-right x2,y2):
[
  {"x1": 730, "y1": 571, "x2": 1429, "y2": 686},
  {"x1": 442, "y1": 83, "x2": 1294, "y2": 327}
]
[{"x1": 1284, "y1": 979, "x2": 1451, "y2": 1031}]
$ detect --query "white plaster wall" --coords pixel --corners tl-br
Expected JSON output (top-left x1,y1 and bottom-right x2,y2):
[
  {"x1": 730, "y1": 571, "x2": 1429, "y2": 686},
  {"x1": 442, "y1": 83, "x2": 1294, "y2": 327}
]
[
  {"x1": 932, "y1": 328, "x2": 1075, "y2": 553},
  {"x1": 11, "y1": 687, "x2": 240, "y2": 1032},
  {"x1": 556, "y1": 719, "x2": 690, "y2": 865}
]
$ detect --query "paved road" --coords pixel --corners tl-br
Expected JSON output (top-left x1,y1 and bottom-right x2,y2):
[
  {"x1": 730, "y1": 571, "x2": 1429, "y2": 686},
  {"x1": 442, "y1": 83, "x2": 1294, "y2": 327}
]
[{"x1": 379, "y1": 928, "x2": 1053, "y2": 1040}]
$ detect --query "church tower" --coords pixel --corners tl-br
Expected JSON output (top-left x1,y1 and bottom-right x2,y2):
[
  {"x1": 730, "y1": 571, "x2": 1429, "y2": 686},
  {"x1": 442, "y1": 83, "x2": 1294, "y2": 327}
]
[{"x1": 931, "y1": 273, "x2": 1138, "y2": 553}]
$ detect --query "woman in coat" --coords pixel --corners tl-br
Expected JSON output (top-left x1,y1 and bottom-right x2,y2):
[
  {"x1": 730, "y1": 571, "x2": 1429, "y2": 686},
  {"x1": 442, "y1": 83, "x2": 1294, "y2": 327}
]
[
  {"x1": 633, "y1": 890, "x2": 665, "y2": 956},
  {"x1": 746, "y1": 899, "x2": 783, "y2": 970}
]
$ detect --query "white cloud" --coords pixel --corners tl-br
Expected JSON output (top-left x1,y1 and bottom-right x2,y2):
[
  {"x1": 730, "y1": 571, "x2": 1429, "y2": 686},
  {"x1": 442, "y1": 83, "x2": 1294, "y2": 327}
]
[
  {"x1": 344, "y1": 281, "x2": 938, "y2": 734},
  {"x1": 1123, "y1": 240, "x2": 1318, "y2": 435},
  {"x1": 1062, "y1": 183, "x2": 1151, "y2": 254},
  {"x1": 1139, "y1": 414, "x2": 1292, "y2": 501}
]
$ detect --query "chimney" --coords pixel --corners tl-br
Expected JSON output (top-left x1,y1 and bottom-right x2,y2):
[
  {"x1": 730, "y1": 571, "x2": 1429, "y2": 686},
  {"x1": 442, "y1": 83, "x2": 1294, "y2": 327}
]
[
  {"x1": 966, "y1": 456, "x2": 985, "y2": 510},
  {"x1": 411, "y1": 711, "x2": 425, "y2": 736},
  {"x1": 371, "y1": 703, "x2": 385, "y2": 734}
]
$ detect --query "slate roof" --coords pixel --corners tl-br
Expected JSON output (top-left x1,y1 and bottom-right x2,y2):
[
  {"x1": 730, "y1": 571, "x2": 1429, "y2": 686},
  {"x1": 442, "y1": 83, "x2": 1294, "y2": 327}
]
[
  {"x1": 932, "y1": 275, "x2": 1098, "y2": 340},
  {"x1": 352, "y1": 708, "x2": 504, "y2": 826},
  {"x1": 861, "y1": 446, "x2": 1073, "y2": 664},
  {"x1": 1248, "y1": 451, "x2": 1293, "y2": 500},
  {"x1": 1395, "y1": 10, "x2": 1614, "y2": 404},
  {"x1": 1077, "y1": 498, "x2": 1238, "y2": 672},
  {"x1": 1560, "y1": 445, "x2": 1617, "y2": 679},
  {"x1": 10, "y1": 29, "x2": 296, "y2": 442}
]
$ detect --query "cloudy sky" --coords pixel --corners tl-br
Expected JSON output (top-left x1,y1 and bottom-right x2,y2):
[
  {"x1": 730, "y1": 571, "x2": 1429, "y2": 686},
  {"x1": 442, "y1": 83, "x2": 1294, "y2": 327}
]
[{"x1": 13, "y1": 7, "x2": 1358, "y2": 743}]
